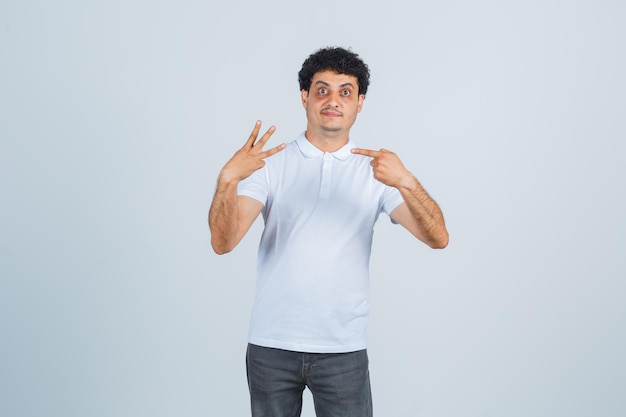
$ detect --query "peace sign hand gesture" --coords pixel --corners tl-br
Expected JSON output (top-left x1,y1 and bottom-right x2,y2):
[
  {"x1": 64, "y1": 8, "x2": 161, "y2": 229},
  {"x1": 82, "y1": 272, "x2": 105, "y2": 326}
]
[{"x1": 219, "y1": 121, "x2": 286, "y2": 184}]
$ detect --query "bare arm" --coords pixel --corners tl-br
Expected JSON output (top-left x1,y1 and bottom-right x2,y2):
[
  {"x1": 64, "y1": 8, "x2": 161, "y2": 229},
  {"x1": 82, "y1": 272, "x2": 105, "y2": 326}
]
[
  {"x1": 351, "y1": 147, "x2": 449, "y2": 249},
  {"x1": 209, "y1": 185, "x2": 263, "y2": 254},
  {"x1": 209, "y1": 121, "x2": 285, "y2": 254}
]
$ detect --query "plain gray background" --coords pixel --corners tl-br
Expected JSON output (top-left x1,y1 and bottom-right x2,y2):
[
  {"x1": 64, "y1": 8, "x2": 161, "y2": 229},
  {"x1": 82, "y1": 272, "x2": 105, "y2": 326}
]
[{"x1": 1, "y1": 1, "x2": 625, "y2": 416}]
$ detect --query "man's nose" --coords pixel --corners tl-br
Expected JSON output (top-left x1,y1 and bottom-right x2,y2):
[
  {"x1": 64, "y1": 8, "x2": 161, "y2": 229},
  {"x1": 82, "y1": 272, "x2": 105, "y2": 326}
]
[{"x1": 326, "y1": 91, "x2": 341, "y2": 107}]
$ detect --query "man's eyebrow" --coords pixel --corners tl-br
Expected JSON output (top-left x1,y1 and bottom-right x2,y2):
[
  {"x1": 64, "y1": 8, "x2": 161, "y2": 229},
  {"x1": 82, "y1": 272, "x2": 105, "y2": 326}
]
[{"x1": 313, "y1": 80, "x2": 356, "y2": 88}]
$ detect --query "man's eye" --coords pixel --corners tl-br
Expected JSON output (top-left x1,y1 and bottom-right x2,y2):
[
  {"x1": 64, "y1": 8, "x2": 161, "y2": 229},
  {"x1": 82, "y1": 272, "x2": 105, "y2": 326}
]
[
  {"x1": 341, "y1": 90, "x2": 351, "y2": 96},
  {"x1": 319, "y1": 88, "x2": 328, "y2": 94}
]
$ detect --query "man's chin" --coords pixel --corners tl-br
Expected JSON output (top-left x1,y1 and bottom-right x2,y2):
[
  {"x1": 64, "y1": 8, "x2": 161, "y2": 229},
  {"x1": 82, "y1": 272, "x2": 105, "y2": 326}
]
[{"x1": 320, "y1": 125, "x2": 342, "y2": 133}]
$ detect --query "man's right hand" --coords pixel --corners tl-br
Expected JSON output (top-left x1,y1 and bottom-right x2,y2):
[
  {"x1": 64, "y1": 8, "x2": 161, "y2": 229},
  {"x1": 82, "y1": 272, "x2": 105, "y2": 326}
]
[{"x1": 219, "y1": 121, "x2": 286, "y2": 183}]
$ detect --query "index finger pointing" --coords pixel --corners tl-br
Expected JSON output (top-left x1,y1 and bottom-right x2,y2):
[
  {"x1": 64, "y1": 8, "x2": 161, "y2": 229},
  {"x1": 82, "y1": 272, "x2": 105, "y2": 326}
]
[{"x1": 351, "y1": 148, "x2": 381, "y2": 158}]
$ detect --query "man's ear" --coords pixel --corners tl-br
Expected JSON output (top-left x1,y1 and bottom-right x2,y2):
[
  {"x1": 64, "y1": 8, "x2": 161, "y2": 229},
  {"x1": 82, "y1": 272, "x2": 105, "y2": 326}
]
[
  {"x1": 357, "y1": 94, "x2": 365, "y2": 113},
  {"x1": 301, "y1": 90, "x2": 308, "y2": 108}
]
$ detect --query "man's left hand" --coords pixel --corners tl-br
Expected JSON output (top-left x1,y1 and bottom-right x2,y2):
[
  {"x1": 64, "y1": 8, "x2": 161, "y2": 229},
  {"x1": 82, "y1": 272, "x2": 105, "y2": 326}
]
[{"x1": 351, "y1": 148, "x2": 417, "y2": 190}]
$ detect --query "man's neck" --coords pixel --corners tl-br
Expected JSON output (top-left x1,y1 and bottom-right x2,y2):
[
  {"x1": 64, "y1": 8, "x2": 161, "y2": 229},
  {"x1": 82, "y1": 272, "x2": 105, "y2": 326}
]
[{"x1": 304, "y1": 129, "x2": 350, "y2": 153}]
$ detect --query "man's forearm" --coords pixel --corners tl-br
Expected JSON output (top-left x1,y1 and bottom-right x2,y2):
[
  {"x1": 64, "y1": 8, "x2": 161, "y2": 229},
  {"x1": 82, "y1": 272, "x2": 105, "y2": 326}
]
[
  {"x1": 397, "y1": 175, "x2": 449, "y2": 249},
  {"x1": 208, "y1": 179, "x2": 239, "y2": 254}
]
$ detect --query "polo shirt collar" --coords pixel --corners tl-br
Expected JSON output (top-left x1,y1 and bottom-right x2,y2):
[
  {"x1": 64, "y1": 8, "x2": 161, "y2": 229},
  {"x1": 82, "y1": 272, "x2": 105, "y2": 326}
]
[{"x1": 295, "y1": 132, "x2": 354, "y2": 161}]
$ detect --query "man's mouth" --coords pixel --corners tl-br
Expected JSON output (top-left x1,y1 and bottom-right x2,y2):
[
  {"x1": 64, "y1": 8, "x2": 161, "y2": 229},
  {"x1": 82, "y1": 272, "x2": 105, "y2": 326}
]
[{"x1": 321, "y1": 108, "x2": 342, "y2": 117}]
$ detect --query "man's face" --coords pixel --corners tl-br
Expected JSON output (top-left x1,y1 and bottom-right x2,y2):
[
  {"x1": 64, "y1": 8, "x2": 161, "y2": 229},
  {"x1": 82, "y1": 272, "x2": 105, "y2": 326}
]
[{"x1": 301, "y1": 70, "x2": 365, "y2": 138}]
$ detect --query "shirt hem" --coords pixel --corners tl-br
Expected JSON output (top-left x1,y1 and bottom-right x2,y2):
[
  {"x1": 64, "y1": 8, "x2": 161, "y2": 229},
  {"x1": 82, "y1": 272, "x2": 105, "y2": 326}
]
[{"x1": 248, "y1": 336, "x2": 367, "y2": 354}]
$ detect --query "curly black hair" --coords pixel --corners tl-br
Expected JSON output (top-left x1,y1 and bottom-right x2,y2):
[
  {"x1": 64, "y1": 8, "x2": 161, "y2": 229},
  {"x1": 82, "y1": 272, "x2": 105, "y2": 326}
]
[{"x1": 298, "y1": 47, "x2": 370, "y2": 96}]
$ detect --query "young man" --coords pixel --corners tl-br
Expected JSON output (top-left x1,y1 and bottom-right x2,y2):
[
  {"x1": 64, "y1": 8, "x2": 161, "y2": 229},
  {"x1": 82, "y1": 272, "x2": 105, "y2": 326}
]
[{"x1": 209, "y1": 47, "x2": 448, "y2": 417}]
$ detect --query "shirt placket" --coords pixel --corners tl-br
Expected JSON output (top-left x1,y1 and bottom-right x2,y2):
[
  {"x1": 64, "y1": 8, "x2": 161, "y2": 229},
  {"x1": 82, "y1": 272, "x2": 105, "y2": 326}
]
[{"x1": 320, "y1": 153, "x2": 333, "y2": 199}]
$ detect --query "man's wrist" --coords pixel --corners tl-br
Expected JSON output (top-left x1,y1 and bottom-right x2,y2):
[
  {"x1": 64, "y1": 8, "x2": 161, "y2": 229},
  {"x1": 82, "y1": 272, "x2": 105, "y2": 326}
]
[
  {"x1": 397, "y1": 174, "x2": 420, "y2": 193},
  {"x1": 217, "y1": 169, "x2": 241, "y2": 188}
]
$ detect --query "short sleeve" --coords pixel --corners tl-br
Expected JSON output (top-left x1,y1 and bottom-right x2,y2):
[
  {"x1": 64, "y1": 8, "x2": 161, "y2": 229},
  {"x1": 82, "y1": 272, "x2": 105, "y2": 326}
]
[
  {"x1": 237, "y1": 167, "x2": 268, "y2": 205},
  {"x1": 380, "y1": 186, "x2": 404, "y2": 223}
]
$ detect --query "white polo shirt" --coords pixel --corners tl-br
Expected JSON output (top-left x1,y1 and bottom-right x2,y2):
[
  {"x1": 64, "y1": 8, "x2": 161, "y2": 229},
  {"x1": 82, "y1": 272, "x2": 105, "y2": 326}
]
[{"x1": 238, "y1": 132, "x2": 404, "y2": 353}]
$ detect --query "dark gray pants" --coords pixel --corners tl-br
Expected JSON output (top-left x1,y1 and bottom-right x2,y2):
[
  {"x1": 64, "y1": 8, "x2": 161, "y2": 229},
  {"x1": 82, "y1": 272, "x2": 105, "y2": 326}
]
[{"x1": 246, "y1": 343, "x2": 373, "y2": 417}]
